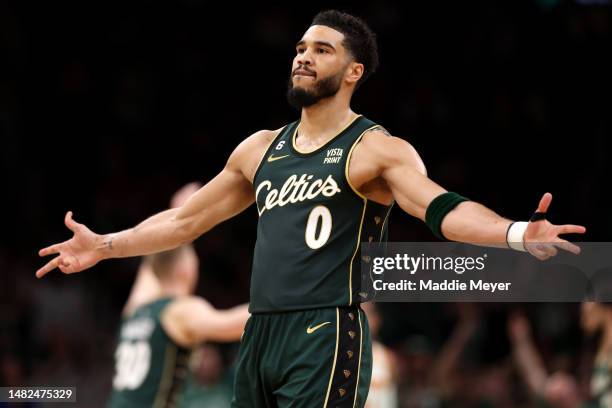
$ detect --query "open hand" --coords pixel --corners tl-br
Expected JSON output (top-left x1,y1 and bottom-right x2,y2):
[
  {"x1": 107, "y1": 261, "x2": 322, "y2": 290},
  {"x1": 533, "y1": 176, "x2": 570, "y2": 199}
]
[
  {"x1": 524, "y1": 193, "x2": 586, "y2": 260},
  {"x1": 36, "y1": 211, "x2": 103, "y2": 278}
]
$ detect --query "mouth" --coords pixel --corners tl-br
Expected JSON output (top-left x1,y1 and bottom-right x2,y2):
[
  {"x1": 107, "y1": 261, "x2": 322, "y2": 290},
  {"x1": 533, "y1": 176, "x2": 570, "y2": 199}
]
[{"x1": 293, "y1": 69, "x2": 316, "y2": 78}]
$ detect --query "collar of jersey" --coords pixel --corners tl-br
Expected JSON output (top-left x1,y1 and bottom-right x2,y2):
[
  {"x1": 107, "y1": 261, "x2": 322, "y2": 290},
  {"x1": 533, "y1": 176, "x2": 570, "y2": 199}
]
[{"x1": 289, "y1": 114, "x2": 363, "y2": 157}]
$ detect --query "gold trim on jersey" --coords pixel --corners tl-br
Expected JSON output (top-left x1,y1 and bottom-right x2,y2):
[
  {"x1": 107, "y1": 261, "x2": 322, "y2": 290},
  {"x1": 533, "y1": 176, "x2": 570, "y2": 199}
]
[
  {"x1": 345, "y1": 126, "x2": 377, "y2": 305},
  {"x1": 323, "y1": 308, "x2": 340, "y2": 408},
  {"x1": 345, "y1": 126, "x2": 394, "y2": 305},
  {"x1": 352, "y1": 309, "x2": 364, "y2": 408},
  {"x1": 153, "y1": 343, "x2": 177, "y2": 408},
  {"x1": 348, "y1": 201, "x2": 367, "y2": 306},
  {"x1": 343, "y1": 125, "x2": 379, "y2": 200},
  {"x1": 292, "y1": 114, "x2": 363, "y2": 154},
  {"x1": 379, "y1": 204, "x2": 394, "y2": 242}
]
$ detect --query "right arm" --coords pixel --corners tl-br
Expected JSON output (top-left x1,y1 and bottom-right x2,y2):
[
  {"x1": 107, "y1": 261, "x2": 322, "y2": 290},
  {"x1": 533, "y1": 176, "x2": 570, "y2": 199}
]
[{"x1": 36, "y1": 130, "x2": 277, "y2": 277}]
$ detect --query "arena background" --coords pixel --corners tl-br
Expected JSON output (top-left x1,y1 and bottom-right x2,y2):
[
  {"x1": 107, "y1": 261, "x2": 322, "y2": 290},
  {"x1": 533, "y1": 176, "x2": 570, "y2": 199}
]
[{"x1": 1, "y1": 0, "x2": 610, "y2": 406}]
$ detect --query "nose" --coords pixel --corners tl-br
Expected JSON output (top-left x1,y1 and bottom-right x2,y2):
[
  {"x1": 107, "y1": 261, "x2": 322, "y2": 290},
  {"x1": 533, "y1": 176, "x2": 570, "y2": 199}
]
[{"x1": 296, "y1": 48, "x2": 313, "y2": 67}]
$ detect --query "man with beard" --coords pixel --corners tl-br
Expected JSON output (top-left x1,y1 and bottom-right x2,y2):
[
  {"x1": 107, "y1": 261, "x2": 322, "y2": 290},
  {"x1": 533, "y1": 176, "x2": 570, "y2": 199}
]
[{"x1": 37, "y1": 10, "x2": 585, "y2": 407}]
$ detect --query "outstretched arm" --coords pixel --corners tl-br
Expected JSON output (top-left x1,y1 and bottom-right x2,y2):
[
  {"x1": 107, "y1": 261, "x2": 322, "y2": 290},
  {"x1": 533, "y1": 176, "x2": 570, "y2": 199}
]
[
  {"x1": 360, "y1": 131, "x2": 586, "y2": 258},
  {"x1": 161, "y1": 297, "x2": 250, "y2": 347},
  {"x1": 36, "y1": 130, "x2": 273, "y2": 277}
]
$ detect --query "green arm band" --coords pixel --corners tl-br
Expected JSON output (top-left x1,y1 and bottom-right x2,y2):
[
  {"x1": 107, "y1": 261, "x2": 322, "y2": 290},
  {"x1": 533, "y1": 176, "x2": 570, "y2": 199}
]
[{"x1": 425, "y1": 192, "x2": 470, "y2": 240}]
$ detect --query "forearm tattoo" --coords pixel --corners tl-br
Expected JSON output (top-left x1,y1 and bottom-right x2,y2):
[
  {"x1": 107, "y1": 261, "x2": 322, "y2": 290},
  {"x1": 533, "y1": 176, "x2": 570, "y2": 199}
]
[{"x1": 106, "y1": 236, "x2": 114, "y2": 251}]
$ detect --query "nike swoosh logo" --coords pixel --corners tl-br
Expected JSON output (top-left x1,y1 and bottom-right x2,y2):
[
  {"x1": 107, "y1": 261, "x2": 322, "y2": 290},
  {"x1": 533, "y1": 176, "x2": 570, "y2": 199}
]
[
  {"x1": 267, "y1": 154, "x2": 290, "y2": 162},
  {"x1": 306, "y1": 321, "x2": 331, "y2": 334}
]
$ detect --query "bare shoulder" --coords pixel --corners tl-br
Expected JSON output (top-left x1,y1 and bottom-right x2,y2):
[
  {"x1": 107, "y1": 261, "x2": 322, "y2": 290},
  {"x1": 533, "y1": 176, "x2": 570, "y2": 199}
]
[
  {"x1": 229, "y1": 128, "x2": 284, "y2": 182},
  {"x1": 357, "y1": 128, "x2": 427, "y2": 176},
  {"x1": 232, "y1": 128, "x2": 282, "y2": 159}
]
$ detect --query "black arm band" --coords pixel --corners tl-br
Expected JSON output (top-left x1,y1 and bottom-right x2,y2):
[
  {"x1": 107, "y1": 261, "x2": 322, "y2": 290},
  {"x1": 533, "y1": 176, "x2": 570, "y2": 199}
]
[{"x1": 425, "y1": 192, "x2": 470, "y2": 240}]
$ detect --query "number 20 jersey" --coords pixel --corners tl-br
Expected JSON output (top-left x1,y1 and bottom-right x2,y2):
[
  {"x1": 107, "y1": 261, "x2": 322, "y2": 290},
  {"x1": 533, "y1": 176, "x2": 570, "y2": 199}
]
[{"x1": 250, "y1": 115, "x2": 393, "y2": 313}]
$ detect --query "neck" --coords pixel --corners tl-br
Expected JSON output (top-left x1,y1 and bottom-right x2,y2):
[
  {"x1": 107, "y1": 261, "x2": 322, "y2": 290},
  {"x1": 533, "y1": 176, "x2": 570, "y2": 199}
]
[{"x1": 299, "y1": 93, "x2": 357, "y2": 140}]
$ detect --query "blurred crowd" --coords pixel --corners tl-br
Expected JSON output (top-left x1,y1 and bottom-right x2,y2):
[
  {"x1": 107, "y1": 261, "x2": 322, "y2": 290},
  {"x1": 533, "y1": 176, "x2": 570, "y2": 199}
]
[{"x1": 1, "y1": 0, "x2": 611, "y2": 406}]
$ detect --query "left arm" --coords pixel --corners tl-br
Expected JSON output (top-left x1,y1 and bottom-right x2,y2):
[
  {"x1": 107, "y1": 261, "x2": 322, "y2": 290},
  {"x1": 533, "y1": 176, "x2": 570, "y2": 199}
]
[
  {"x1": 360, "y1": 131, "x2": 586, "y2": 257},
  {"x1": 365, "y1": 133, "x2": 513, "y2": 244}
]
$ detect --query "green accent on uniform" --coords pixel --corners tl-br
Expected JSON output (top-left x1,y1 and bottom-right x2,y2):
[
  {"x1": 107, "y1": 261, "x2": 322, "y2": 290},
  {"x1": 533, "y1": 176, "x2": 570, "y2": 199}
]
[
  {"x1": 251, "y1": 116, "x2": 393, "y2": 313},
  {"x1": 231, "y1": 306, "x2": 372, "y2": 408},
  {"x1": 425, "y1": 192, "x2": 469, "y2": 240},
  {"x1": 108, "y1": 298, "x2": 191, "y2": 408}
]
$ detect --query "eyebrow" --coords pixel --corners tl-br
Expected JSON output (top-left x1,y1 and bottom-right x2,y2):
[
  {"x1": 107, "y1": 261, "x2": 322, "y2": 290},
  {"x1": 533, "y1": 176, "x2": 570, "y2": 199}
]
[{"x1": 296, "y1": 40, "x2": 336, "y2": 51}]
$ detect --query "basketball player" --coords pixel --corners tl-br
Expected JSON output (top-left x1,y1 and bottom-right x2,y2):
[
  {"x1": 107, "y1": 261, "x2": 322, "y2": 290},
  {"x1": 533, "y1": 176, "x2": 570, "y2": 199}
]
[
  {"x1": 108, "y1": 183, "x2": 249, "y2": 407},
  {"x1": 36, "y1": 10, "x2": 586, "y2": 407}
]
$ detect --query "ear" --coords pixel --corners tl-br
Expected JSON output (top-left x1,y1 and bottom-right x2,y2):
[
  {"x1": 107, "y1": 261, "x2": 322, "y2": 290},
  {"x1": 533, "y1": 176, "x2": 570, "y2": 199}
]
[{"x1": 345, "y1": 62, "x2": 364, "y2": 85}]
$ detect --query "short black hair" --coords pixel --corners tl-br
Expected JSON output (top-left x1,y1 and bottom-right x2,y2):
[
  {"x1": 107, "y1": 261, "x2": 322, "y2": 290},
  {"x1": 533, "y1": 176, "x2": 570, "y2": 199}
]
[{"x1": 311, "y1": 10, "x2": 379, "y2": 89}]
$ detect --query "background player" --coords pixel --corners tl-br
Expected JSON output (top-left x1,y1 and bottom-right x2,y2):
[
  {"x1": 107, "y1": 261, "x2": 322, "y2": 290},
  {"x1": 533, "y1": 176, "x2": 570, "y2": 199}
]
[{"x1": 108, "y1": 182, "x2": 249, "y2": 407}]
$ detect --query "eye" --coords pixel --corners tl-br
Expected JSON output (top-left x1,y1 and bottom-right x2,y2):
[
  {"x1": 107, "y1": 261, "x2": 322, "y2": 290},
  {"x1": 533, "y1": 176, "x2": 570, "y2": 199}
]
[
  {"x1": 296, "y1": 47, "x2": 305, "y2": 54},
  {"x1": 317, "y1": 48, "x2": 328, "y2": 54}
]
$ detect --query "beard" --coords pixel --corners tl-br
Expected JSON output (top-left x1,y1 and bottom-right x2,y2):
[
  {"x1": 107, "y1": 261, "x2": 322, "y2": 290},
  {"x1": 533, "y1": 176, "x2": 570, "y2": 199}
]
[{"x1": 286, "y1": 70, "x2": 344, "y2": 110}]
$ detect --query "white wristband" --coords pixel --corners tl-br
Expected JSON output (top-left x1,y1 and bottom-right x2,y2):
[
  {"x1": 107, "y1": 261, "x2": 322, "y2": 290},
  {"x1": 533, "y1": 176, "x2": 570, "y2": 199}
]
[{"x1": 507, "y1": 221, "x2": 529, "y2": 252}]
